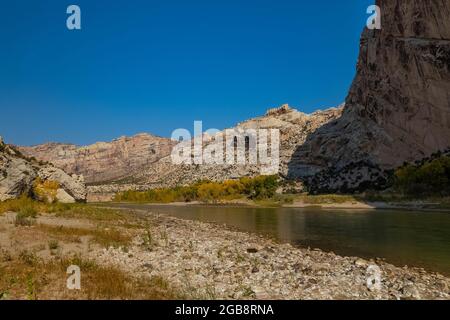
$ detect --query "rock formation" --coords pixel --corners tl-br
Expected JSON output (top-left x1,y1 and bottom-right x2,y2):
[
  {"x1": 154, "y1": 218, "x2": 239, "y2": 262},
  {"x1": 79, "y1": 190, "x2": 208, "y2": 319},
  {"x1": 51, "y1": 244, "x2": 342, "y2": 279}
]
[
  {"x1": 288, "y1": 0, "x2": 450, "y2": 193},
  {"x1": 86, "y1": 104, "x2": 343, "y2": 199},
  {"x1": 0, "y1": 137, "x2": 87, "y2": 203},
  {"x1": 18, "y1": 105, "x2": 342, "y2": 200},
  {"x1": 14, "y1": 1, "x2": 450, "y2": 197},
  {"x1": 19, "y1": 133, "x2": 176, "y2": 184}
]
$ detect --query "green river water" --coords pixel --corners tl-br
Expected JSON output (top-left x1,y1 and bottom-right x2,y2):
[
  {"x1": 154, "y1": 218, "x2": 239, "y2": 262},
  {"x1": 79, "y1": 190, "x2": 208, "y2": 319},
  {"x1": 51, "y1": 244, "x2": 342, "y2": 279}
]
[{"x1": 109, "y1": 203, "x2": 450, "y2": 276}]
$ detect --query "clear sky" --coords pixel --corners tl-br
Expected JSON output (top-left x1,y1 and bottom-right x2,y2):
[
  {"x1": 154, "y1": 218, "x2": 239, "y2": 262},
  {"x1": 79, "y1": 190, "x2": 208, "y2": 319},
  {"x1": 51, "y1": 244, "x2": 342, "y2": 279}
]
[{"x1": 0, "y1": 0, "x2": 374, "y2": 146}]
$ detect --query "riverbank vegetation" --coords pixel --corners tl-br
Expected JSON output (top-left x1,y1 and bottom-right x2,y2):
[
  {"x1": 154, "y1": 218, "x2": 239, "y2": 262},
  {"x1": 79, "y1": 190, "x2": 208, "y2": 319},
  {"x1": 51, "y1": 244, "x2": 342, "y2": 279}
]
[
  {"x1": 393, "y1": 152, "x2": 450, "y2": 197},
  {"x1": 0, "y1": 196, "x2": 72, "y2": 216},
  {"x1": 114, "y1": 175, "x2": 280, "y2": 203}
]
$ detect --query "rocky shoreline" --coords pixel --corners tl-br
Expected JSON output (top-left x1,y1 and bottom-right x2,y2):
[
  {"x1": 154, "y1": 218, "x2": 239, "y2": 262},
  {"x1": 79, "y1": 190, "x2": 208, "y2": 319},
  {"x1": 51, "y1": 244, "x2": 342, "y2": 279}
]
[{"x1": 92, "y1": 209, "x2": 450, "y2": 300}]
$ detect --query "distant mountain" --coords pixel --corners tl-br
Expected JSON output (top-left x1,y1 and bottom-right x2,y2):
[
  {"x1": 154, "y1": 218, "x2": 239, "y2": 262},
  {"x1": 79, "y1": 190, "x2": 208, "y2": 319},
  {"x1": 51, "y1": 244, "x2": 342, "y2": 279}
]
[
  {"x1": 85, "y1": 104, "x2": 343, "y2": 198},
  {"x1": 17, "y1": 104, "x2": 343, "y2": 199},
  {"x1": 18, "y1": 133, "x2": 176, "y2": 184}
]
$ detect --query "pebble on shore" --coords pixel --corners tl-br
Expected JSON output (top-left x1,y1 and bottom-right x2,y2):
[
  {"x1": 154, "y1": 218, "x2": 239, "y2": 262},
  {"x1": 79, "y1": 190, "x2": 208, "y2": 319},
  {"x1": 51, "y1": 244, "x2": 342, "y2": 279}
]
[{"x1": 91, "y1": 212, "x2": 450, "y2": 300}]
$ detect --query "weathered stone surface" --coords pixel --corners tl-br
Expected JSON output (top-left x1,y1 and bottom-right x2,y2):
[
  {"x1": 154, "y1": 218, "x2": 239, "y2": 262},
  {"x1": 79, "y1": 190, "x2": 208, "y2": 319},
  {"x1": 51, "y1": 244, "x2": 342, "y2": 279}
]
[
  {"x1": 0, "y1": 138, "x2": 87, "y2": 202},
  {"x1": 38, "y1": 166, "x2": 86, "y2": 202},
  {"x1": 288, "y1": 0, "x2": 450, "y2": 192},
  {"x1": 19, "y1": 133, "x2": 176, "y2": 184},
  {"x1": 0, "y1": 148, "x2": 37, "y2": 201},
  {"x1": 56, "y1": 188, "x2": 76, "y2": 204}
]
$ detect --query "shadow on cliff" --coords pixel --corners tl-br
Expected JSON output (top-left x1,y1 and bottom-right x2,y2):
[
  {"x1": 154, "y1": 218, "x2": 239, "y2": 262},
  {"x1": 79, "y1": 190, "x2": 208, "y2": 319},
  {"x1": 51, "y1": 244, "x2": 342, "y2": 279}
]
[
  {"x1": 285, "y1": 108, "x2": 393, "y2": 195},
  {"x1": 286, "y1": 113, "x2": 344, "y2": 180}
]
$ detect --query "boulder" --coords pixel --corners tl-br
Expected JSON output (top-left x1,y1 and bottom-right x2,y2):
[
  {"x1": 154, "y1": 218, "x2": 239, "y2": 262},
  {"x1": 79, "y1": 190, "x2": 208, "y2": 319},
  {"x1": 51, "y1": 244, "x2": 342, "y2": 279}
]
[
  {"x1": 0, "y1": 158, "x2": 36, "y2": 201},
  {"x1": 38, "y1": 166, "x2": 87, "y2": 202},
  {"x1": 0, "y1": 144, "x2": 37, "y2": 201},
  {"x1": 56, "y1": 188, "x2": 76, "y2": 203}
]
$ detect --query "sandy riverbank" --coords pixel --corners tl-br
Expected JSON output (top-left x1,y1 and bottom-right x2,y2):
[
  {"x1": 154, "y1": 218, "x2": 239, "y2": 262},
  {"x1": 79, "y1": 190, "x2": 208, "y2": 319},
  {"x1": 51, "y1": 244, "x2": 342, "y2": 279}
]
[{"x1": 104, "y1": 199, "x2": 450, "y2": 212}]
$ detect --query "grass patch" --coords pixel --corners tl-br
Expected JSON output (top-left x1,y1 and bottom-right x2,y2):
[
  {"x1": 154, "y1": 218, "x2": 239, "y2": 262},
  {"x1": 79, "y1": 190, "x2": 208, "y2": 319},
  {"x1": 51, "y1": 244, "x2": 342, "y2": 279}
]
[
  {"x1": 12, "y1": 202, "x2": 38, "y2": 226},
  {"x1": 1, "y1": 197, "x2": 128, "y2": 224},
  {"x1": 0, "y1": 196, "x2": 75, "y2": 215},
  {"x1": 293, "y1": 194, "x2": 360, "y2": 204},
  {"x1": 54, "y1": 205, "x2": 126, "y2": 222},
  {"x1": 0, "y1": 255, "x2": 179, "y2": 300},
  {"x1": 36, "y1": 224, "x2": 132, "y2": 249},
  {"x1": 14, "y1": 213, "x2": 36, "y2": 227}
]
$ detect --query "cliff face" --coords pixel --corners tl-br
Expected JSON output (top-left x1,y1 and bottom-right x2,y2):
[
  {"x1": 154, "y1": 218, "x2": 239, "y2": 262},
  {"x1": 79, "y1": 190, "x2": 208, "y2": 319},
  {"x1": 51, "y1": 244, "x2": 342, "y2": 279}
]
[
  {"x1": 19, "y1": 133, "x2": 176, "y2": 184},
  {"x1": 288, "y1": 0, "x2": 450, "y2": 192}
]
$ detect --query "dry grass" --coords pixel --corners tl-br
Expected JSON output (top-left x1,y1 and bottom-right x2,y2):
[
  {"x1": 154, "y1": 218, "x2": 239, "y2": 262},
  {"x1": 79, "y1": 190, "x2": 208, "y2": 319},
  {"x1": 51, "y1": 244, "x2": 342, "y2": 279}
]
[
  {"x1": 36, "y1": 224, "x2": 132, "y2": 249},
  {"x1": 1, "y1": 198, "x2": 127, "y2": 222},
  {"x1": 54, "y1": 205, "x2": 127, "y2": 222},
  {"x1": 0, "y1": 196, "x2": 74, "y2": 215},
  {"x1": 0, "y1": 199, "x2": 179, "y2": 300},
  {"x1": 14, "y1": 213, "x2": 36, "y2": 227},
  {"x1": 0, "y1": 253, "x2": 179, "y2": 300}
]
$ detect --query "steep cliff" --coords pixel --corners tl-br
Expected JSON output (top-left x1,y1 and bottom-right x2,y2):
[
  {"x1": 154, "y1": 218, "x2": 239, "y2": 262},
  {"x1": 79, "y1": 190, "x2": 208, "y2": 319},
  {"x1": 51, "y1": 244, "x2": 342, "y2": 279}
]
[{"x1": 288, "y1": 0, "x2": 450, "y2": 192}]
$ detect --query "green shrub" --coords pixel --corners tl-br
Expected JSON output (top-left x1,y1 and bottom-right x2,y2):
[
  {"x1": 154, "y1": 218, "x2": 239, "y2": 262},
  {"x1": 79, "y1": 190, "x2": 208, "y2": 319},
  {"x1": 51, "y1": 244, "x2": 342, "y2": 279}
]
[{"x1": 394, "y1": 155, "x2": 450, "y2": 196}]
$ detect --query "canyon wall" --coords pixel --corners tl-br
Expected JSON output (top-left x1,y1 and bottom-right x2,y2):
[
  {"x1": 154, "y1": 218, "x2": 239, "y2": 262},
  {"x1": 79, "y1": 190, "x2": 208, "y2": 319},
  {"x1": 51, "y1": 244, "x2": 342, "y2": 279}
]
[{"x1": 288, "y1": 0, "x2": 450, "y2": 192}]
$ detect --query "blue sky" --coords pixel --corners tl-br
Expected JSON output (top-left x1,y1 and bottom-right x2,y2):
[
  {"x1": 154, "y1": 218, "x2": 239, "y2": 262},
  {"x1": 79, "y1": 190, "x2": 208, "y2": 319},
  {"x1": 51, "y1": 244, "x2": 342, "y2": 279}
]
[{"x1": 0, "y1": 0, "x2": 373, "y2": 146}]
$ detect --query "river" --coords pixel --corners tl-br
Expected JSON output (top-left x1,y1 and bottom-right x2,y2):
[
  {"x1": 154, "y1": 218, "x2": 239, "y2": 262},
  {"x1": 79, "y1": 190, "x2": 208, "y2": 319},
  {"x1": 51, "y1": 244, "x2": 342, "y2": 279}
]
[{"x1": 108, "y1": 203, "x2": 450, "y2": 276}]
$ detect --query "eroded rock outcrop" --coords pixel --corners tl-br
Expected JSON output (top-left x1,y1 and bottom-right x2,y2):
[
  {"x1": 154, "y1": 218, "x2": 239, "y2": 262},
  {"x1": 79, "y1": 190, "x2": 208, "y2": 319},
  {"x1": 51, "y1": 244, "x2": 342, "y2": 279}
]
[
  {"x1": 0, "y1": 137, "x2": 87, "y2": 202},
  {"x1": 87, "y1": 104, "x2": 343, "y2": 195},
  {"x1": 288, "y1": 0, "x2": 450, "y2": 193},
  {"x1": 0, "y1": 140, "x2": 37, "y2": 201},
  {"x1": 16, "y1": 105, "x2": 342, "y2": 199}
]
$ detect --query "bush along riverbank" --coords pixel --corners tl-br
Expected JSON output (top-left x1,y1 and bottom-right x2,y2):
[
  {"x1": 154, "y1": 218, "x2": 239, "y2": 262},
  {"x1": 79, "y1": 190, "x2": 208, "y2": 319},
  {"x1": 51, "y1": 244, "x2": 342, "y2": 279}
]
[
  {"x1": 393, "y1": 150, "x2": 450, "y2": 197},
  {"x1": 112, "y1": 174, "x2": 450, "y2": 211},
  {"x1": 114, "y1": 175, "x2": 280, "y2": 204}
]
